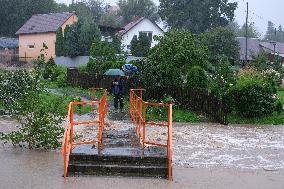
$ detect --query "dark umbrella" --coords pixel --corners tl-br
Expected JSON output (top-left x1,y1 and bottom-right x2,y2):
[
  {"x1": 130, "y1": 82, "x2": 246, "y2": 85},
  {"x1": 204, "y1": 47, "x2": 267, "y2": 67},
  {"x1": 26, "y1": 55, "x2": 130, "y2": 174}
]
[{"x1": 104, "y1": 69, "x2": 125, "y2": 76}]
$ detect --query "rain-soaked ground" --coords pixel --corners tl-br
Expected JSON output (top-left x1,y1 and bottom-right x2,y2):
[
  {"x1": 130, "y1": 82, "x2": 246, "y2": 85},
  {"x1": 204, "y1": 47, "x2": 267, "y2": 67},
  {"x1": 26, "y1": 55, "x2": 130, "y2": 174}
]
[{"x1": 1, "y1": 113, "x2": 284, "y2": 188}]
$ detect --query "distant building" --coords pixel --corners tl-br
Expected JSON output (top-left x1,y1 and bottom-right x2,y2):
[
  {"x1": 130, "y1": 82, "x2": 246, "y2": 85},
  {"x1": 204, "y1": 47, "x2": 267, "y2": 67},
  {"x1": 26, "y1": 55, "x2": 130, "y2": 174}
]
[
  {"x1": 16, "y1": 12, "x2": 78, "y2": 61},
  {"x1": 119, "y1": 17, "x2": 164, "y2": 53},
  {"x1": 0, "y1": 37, "x2": 19, "y2": 55},
  {"x1": 237, "y1": 37, "x2": 284, "y2": 65}
]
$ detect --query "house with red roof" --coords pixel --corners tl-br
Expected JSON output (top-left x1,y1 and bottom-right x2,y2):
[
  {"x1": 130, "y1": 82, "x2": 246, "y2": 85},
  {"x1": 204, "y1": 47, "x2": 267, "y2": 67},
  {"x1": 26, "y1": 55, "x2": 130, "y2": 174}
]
[{"x1": 119, "y1": 17, "x2": 164, "y2": 53}]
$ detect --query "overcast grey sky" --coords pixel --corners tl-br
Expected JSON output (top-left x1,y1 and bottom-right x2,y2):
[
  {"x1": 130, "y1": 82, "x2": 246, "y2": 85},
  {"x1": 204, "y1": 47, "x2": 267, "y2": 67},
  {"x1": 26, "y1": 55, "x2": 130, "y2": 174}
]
[{"x1": 57, "y1": 0, "x2": 284, "y2": 35}]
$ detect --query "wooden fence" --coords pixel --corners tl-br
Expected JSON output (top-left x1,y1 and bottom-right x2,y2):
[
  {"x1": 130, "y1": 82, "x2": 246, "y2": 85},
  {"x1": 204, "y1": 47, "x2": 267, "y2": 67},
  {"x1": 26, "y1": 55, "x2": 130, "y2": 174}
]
[
  {"x1": 67, "y1": 68, "x2": 228, "y2": 124},
  {"x1": 143, "y1": 87, "x2": 228, "y2": 125}
]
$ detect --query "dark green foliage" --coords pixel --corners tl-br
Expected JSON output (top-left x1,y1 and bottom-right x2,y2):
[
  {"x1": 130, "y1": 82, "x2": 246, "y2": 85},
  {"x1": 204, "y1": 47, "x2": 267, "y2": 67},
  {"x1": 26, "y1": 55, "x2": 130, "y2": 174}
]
[
  {"x1": 89, "y1": 39, "x2": 118, "y2": 62},
  {"x1": 274, "y1": 100, "x2": 283, "y2": 114},
  {"x1": 146, "y1": 29, "x2": 208, "y2": 88},
  {"x1": 130, "y1": 34, "x2": 151, "y2": 57},
  {"x1": 63, "y1": 25, "x2": 70, "y2": 56},
  {"x1": 159, "y1": 0, "x2": 237, "y2": 33},
  {"x1": 209, "y1": 56, "x2": 236, "y2": 99},
  {"x1": 202, "y1": 26, "x2": 240, "y2": 65},
  {"x1": 0, "y1": 0, "x2": 57, "y2": 36},
  {"x1": 43, "y1": 57, "x2": 57, "y2": 80},
  {"x1": 118, "y1": 0, "x2": 159, "y2": 24},
  {"x1": 78, "y1": 20, "x2": 101, "y2": 56},
  {"x1": 64, "y1": 24, "x2": 80, "y2": 57},
  {"x1": 229, "y1": 69, "x2": 275, "y2": 118},
  {"x1": 55, "y1": 27, "x2": 64, "y2": 56},
  {"x1": 187, "y1": 66, "x2": 208, "y2": 89}
]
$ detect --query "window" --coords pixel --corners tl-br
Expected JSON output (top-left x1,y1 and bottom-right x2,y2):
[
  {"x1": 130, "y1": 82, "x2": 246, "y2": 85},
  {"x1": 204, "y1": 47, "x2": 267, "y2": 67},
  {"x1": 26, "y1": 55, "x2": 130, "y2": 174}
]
[
  {"x1": 28, "y1": 44, "x2": 35, "y2": 49},
  {"x1": 139, "y1": 31, "x2": 153, "y2": 42}
]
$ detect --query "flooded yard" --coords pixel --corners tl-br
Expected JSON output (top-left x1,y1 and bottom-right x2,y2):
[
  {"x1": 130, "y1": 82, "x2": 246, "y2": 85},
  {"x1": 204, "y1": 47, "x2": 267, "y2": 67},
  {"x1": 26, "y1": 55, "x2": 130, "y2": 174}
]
[{"x1": 0, "y1": 116, "x2": 284, "y2": 188}]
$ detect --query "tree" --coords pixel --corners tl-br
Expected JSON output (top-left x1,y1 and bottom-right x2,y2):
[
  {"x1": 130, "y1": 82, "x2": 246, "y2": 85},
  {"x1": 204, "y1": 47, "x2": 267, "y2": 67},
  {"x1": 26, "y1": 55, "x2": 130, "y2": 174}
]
[
  {"x1": 118, "y1": 0, "x2": 159, "y2": 24},
  {"x1": 159, "y1": 0, "x2": 237, "y2": 33},
  {"x1": 264, "y1": 21, "x2": 276, "y2": 42},
  {"x1": 238, "y1": 22, "x2": 261, "y2": 38},
  {"x1": 145, "y1": 29, "x2": 209, "y2": 88},
  {"x1": 130, "y1": 35, "x2": 139, "y2": 56},
  {"x1": 0, "y1": 0, "x2": 57, "y2": 36},
  {"x1": 64, "y1": 24, "x2": 80, "y2": 57},
  {"x1": 78, "y1": 20, "x2": 101, "y2": 55},
  {"x1": 63, "y1": 25, "x2": 70, "y2": 56},
  {"x1": 202, "y1": 26, "x2": 240, "y2": 65},
  {"x1": 55, "y1": 27, "x2": 64, "y2": 56}
]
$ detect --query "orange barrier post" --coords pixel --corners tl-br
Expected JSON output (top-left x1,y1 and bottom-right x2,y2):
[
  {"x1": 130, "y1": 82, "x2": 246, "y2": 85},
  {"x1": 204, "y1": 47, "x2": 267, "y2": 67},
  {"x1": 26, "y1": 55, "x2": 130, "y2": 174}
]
[
  {"x1": 130, "y1": 89, "x2": 173, "y2": 180},
  {"x1": 61, "y1": 89, "x2": 108, "y2": 179}
]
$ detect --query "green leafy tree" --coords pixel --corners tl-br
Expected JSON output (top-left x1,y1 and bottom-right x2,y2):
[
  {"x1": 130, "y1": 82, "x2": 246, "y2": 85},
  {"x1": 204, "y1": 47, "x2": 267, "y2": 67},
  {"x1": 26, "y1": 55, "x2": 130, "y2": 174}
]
[
  {"x1": 159, "y1": 0, "x2": 237, "y2": 33},
  {"x1": 118, "y1": 0, "x2": 159, "y2": 24},
  {"x1": 202, "y1": 26, "x2": 240, "y2": 65},
  {"x1": 139, "y1": 29, "x2": 208, "y2": 91},
  {"x1": 0, "y1": 0, "x2": 57, "y2": 36},
  {"x1": 187, "y1": 66, "x2": 208, "y2": 89},
  {"x1": 55, "y1": 27, "x2": 64, "y2": 56}
]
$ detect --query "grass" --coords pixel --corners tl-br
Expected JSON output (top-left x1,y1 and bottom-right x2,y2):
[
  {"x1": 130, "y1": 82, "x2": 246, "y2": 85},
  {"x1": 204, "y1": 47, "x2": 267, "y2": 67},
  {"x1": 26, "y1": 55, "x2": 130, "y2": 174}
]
[
  {"x1": 228, "y1": 112, "x2": 284, "y2": 125},
  {"x1": 40, "y1": 92, "x2": 92, "y2": 115},
  {"x1": 146, "y1": 105, "x2": 201, "y2": 123}
]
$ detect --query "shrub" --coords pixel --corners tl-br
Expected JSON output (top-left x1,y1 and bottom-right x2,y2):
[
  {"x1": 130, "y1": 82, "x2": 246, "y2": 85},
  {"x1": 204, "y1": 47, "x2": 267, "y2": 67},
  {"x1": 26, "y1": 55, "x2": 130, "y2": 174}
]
[
  {"x1": 55, "y1": 66, "x2": 68, "y2": 87},
  {"x1": 274, "y1": 100, "x2": 283, "y2": 113},
  {"x1": 187, "y1": 66, "x2": 208, "y2": 89},
  {"x1": 0, "y1": 71, "x2": 65, "y2": 149},
  {"x1": 43, "y1": 57, "x2": 57, "y2": 80},
  {"x1": 229, "y1": 68, "x2": 275, "y2": 118}
]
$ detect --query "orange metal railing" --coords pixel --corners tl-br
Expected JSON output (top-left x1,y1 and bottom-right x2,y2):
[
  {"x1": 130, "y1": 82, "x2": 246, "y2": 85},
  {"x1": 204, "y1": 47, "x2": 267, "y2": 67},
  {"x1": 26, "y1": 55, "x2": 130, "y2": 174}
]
[
  {"x1": 61, "y1": 89, "x2": 108, "y2": 178},
  {"x1": 129, "y1": 89, "x2": 173, "y2": 181}
]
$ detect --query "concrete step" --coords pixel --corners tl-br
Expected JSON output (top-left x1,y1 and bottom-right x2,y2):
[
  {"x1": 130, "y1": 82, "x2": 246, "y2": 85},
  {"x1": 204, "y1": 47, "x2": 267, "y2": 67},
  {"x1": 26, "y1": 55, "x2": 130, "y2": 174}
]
[
  {"x1": 70, "y1": 154, "x2": 168, "y2": 166},
  {"x1": 67, "y1": 163, "x2": 168, "y2": 178}
]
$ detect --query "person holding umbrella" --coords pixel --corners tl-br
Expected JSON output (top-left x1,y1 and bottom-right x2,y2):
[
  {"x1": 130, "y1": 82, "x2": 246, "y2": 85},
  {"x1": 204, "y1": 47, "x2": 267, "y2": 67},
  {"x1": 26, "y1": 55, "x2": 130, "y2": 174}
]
[{"x1": 112, "y1": 76, "x2": 125, "y2": 112}]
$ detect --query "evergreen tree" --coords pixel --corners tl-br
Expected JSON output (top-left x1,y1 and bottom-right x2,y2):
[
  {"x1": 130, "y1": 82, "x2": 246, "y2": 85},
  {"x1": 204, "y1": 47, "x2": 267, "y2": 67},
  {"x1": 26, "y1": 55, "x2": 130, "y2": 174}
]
[
  {"x1": 63, "y1": 25, "x2": 70, "y2": 56},
  {"x1": 64, "y1": 24, "x2": 80, "y2": 57},
  {"x1": 55, "y1": 27, "x2": 64, "y2": 56},
  {"x1": 130, "y1": 33, "x2": 151, "y2": 57},
  {"x1": 130, "y1": 35, "x2": 139, "y2": 56},
  {"x1": 78, "y1": 20, "x2": 101, "y2": 55}
]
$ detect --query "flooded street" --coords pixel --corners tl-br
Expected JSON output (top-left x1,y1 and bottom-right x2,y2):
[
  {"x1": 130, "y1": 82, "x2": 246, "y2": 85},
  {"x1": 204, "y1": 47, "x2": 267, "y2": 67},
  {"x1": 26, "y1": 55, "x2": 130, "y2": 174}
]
[{"x1": 1, "y1": 117, "x2": 284, "y2": 188}]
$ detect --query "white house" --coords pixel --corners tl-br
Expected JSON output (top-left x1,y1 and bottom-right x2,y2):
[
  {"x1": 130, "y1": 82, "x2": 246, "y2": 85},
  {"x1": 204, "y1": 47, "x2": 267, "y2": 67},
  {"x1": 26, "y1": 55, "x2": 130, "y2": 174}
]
[{"x1": 119, "y1": 17, "x2": 164, "y2": 53}]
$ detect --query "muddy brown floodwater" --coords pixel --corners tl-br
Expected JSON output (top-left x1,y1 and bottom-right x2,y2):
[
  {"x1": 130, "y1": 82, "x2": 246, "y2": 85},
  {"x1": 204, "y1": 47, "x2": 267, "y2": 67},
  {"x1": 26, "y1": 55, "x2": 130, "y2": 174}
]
[{"x1": 0, "y1": 117, "x2": 284, "y2": 189}]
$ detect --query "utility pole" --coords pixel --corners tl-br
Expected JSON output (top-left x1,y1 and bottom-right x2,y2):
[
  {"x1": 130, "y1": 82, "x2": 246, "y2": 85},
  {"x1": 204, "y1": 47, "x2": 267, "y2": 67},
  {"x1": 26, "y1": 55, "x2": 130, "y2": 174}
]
[{"x1": 245, "y1": 2, "x2": 249, "y2": 65}]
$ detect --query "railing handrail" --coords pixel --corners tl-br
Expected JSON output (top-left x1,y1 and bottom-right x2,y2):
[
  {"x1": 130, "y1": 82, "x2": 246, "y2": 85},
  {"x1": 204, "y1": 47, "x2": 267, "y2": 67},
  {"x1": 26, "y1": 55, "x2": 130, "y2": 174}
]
[
  {"x1": 61, "y1": 89, "x2": 108, "y2": 178},
  {"x1": 129, "y1": 89, "x2": 173, "y2": 181}
]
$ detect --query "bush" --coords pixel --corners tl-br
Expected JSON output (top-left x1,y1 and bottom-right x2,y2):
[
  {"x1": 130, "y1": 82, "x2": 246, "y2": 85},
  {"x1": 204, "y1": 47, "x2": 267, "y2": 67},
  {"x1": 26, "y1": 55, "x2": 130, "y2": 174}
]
[
  {"x1": 0, "y1": 71, "x2": 65, "y2": 149},
  {"x1": 187, "y1": 66, "x2": 208, "y2": 89},
  {"x1": 229, "y1": 68, "x2": 275, "y2": 118},
  {"x1": 43, "y1": 57, "x2": 57, "y2": 80},
  {"x1": 55, "y1": 66, "x2": 68, "y2": 87},
  {"x1": 90, "y1": 39, "x2": 117, "y2": 62}
]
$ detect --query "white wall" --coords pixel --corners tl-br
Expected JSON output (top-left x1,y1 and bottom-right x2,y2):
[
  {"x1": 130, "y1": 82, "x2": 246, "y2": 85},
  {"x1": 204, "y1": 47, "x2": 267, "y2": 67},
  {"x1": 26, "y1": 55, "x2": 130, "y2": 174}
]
[{"x1": 121, "y1": 18, "x2": 164, "y2": 53}]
